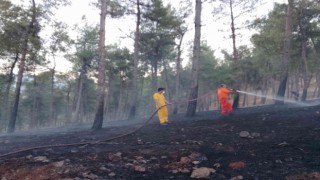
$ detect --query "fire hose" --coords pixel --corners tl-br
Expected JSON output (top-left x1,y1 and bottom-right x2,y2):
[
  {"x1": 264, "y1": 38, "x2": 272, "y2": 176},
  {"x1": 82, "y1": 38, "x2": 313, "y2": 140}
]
[{"x1": 0, "y1": 91, "x2": 215, "y2": 158}]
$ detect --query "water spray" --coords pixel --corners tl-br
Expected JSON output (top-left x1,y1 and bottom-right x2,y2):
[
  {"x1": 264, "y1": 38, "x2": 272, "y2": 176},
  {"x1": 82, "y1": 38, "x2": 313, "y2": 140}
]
[{"x1": 236, "y1": 90, "x2": 311, "y2": 107}]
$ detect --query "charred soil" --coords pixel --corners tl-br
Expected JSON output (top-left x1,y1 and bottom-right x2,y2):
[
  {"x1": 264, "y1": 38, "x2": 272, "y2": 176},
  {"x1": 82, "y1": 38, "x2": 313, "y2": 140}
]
[{"x1": 1, "y1": 104, "x2": 320, "y2": 180}]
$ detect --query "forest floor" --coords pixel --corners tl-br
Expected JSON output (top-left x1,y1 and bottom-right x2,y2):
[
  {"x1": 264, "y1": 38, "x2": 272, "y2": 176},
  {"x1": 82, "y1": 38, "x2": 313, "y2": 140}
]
[{"x1": 1, "y1": 102, "x2": 320, "y2": 180}]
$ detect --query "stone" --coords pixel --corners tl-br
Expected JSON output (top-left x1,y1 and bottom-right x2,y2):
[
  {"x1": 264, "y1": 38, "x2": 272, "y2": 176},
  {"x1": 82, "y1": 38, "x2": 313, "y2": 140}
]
[
  {"x1": 192, "y1": 161, "x2": 201, "y2": 165},
  {"x1": 34, "y1": 156, "x2": 50, "y2": 162},
  {"x1": 100, "y1": 166, "x2": 108, "y2": 171},
  {"x1": 230, "y1": 175, "x2": 244, "y2": 180},
  {"x1": 239, "y1": 131, "x2": 250, "y2": 138},
  {"x1": 134, "y1": 165, "x2": 146, "y2": 172},
  {"x1": 213, "y1": 163, "x2": 221, "y2": 168},
  {"x1": 108, "y1": 152, "x2": 122, "y2": 161},
  {"x1": 278, "y1": 142, "x2": 289, "y2": 146},
  {"x1": 251, "y1": 132, "x2": 261, "y2": 137},
  {"x1": 171, "y1": 170, "x2": 178, "y2": 174},
  {"x1": 108, "y1": 172, "x2": 116, "y2": 177},
  {"x1": 180, "y1": 157, "x2": 191, "y2": 164},
  {"x1": 229, "y1": 161, "x2": 246, "y2": 169},
  {"x1": 190, "y1": 167, "x2": 216, "y2": 179},
  {"x1": 180, "y1": 168, "x2": 190, "y2": 173},
  {"x1": 83, "y1": 173, "x2": 99, "y2": 179},
  {"x1": 52, "y1": 161, "x2": 64, "y2": 168}
]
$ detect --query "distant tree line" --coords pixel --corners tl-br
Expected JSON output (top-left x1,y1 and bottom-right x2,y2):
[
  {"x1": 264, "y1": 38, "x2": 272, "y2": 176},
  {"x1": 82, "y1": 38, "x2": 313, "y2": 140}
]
[{"x1": 0, "y1": 0, "x2": 319, "y2": 133}]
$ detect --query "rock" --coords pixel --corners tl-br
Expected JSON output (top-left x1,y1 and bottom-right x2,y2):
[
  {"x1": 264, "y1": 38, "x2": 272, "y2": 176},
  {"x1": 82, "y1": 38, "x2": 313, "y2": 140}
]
[
  {"x1": 135, "y1": 156, "x2": 144, "y2": 160},
  {"x1": 190, "y1": 167, "x2": 215, "y2": 179},
  {"x1": 251, "y1": 132, "x2": 260, "y2": 138},
  {"x1": 108, "y1": 152, "x2": 122, "y2": 161},
  {"x1": 108, "y1": 172, "x2": 116, "y2": 177},
  {"x1": 230, "y1": 175, "x2": 244, "y2": 180},
  {"x1": 150, "y1": 156, "x2": 158, "y2": 161},
  {"x1": 134, "y1": 165, "x2": 146, "y2": 172},
  {"x1": 137, "y1": 138, "x2": 143, "y2": 145},
  {"x1": 53, "y1": 161, "x2": 64, "y2": 168},
  {"x1": 284, "y1": 157, "x2": 293, "y2": 162},
  {"x1": 180, "y1": 168, "x2": 190, "y2": 173},
  {"x1": 239, "y1": 131, "x2": 250, "y2": 138},
  {"x1": 4, "y1": 140, "x2": 10, "y2": 144},
  {"x1": 34, "y1": 156, "x2": 50, "y2": 162},
  {"x1": 213, "y1": 163, "x2": 221, "y2": 168},
  {"x1": 71, "y1": 149, "x2": 78, "y2": 153},
  {"x1": 180, "y1": 157, "x2": 191, "y2": 164},
  {"x1": 278, "y1": 142, "x2": 289, "y2": 147},
  {"x1": 64, "y1": 168, "x2": 70, "y2": 174},
  {"x1": 228, "y1": 161, "x2": 246, "y2": 169},
  {"x1": 100, "y1": 166, "x2": 108, "y2": 171},
  {"x1": 192, "y1": 161, "x2": 201, "y2": 165},
  {"x1": 275, "y1": 159, "x2": 282, "y2": 164},
  {"x1": 161, "y1": 156, "x2": 167, "y2": 159},
  {"x1": 171, "y1": 170, "x2": 178, "y2": 174},
  {"x1": 79, "y1": 145, "x2": 88, "y2": 149},
  {"x1": 83, "y1": 173, "x2": 99, "y2": 179},
  {"x1": 125, "y1": 163, "x2": 133, "y2": 168}
]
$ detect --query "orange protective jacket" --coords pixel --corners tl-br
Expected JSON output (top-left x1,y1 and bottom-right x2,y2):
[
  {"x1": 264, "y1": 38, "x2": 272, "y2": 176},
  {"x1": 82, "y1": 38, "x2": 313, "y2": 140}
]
[{"x1": 217, "y1": 87, "x2": 231, "y2": 101}]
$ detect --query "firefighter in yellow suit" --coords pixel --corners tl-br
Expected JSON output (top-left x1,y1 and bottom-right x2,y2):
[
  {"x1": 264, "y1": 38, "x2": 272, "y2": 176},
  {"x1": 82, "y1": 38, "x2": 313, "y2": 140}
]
[{"x1": 153, "y1": 88, "x2": 169, "y2": 125}]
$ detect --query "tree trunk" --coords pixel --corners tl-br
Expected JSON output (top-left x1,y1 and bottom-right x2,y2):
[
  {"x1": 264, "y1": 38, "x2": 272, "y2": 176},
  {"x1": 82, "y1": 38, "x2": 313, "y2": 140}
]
[
  {"x1": 253, "y1": 89, "x2": 258, "y2": 106},
  {"x1": 275, "y1": 0, "x2": 293, "y2": 105},
  {"x1": 116, "y1": 80, "x2": 124, "y2": 120},
  {"x1": 242, "y1": 82, "x2": 248, "y2": 107},
  {"x1": 152, "y1": 62, "x2": 158, "y2": 91},
  {"x1": 2, "y1": 52, "x2": 18, "y2": 128},
  {"x1": 186, "y1": 0, "x2": 201, "y2": 117},
  {"x1": 230, "y1": 0, "x2": 239, "y2": 63},
  {"x1": 173, "y1": 31, "x2": 185, "y2": 114},
  {"x1": 313, "y1": 74, "x2": 320, "y2": 98},
  {"x1": 128, "y1": 0, "x2": 141, "y2": 119},
  {"x1": 31, "y1": 68, "x2": 39, "y2": 129},
  {"x1": 229, "y1": 0, "x2": 240, "y2": 108},
  {"x1": 92, "y1": 0, "x2": 107, "y2": 130},
  {"x1": 72, "y1": 62, "x2": 86, "y2": 122},
  {"x1": 299, "y1": 12, "x2": 310, "y2": 102},
  {"x1": 163, "y1": 62, "x2": 171, "y2": 102},
  {"x1": 65, "y1": 83, "x2": 71, "y2": 124},
  {"x1": 261, "y1": 76, "x2": 268, "y2": 105},
  {"x1": 7, "y1": 0, "x2": 36, "y2": 133},
  {"x1": 103, "y1": 84, "x2": 110, "y2": 120},
  {"x1": 49, "y1": 67, "x2": 55, "y2": 126}
]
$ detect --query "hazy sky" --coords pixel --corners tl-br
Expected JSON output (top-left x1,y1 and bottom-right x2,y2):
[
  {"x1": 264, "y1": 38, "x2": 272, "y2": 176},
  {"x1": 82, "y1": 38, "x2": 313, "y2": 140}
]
[{"x1": 12, "y1": 0, "x2": 286, "y2": 72}]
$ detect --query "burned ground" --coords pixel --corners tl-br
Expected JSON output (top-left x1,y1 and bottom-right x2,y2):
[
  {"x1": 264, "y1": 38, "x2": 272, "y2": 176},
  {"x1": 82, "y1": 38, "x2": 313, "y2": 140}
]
[{"x1": 0, "y1": 104, "x2": 320, "y2": 180}]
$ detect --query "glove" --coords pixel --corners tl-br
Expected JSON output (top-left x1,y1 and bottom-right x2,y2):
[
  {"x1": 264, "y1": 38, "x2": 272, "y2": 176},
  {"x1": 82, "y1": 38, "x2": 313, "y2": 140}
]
[{"x1": 229, "y1": 89, "x2": 238, "y2": 93}]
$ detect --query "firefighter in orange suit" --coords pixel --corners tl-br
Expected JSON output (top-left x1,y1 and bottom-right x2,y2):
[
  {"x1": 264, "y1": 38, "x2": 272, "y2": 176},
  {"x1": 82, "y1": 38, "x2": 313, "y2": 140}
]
[
  {"x1": 217, "y1": 84, "x2": 236, "y2": 116},
  {"x1": 153, "y1": 88, "x2": 169, "y2": 125}
]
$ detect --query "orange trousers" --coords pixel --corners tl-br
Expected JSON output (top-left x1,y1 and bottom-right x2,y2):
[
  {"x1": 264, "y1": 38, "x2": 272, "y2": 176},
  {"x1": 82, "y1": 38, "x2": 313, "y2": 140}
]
[{"x1": 219, "y1": 98, "x2": 232, "y2": 115}]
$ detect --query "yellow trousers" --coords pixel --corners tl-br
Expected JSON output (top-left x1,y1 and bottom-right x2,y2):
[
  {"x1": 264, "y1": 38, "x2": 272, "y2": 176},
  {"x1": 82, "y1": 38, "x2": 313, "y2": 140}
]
[{"x1": 157, "y1": 106, "x2": 168, "y2": 124}]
